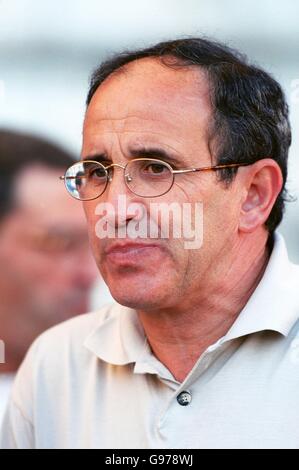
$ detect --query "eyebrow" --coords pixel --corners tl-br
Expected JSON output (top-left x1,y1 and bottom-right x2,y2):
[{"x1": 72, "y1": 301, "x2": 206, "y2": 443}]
[
  {"x1": 130, "y1": 147, "x2": 183, "y2": 166},
  {"x1": 82, "y1": 146, "x2": 183, "y2": 167}
]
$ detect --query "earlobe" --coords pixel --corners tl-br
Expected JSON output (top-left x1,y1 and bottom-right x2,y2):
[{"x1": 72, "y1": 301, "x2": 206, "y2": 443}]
[{"x1": 239, "y1": 159, "x2": 283, "y2": 234}]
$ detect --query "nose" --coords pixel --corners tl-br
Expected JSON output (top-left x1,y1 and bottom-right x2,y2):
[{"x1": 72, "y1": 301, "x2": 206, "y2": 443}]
[
  {"x1": 103, "y1": 163, "x2": 141, "y2": 230},
  {"x1": 105, "y1": 163, "x2": 129, "y2": 197}
]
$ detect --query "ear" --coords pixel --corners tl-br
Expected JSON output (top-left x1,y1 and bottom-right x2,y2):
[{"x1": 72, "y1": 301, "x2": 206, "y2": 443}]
[{"x1": 239, "y1": 159, "x2": 283, "y2": 233}]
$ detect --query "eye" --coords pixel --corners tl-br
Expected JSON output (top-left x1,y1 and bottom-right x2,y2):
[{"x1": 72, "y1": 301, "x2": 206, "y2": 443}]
[
  {"x1": 89, "y1": 167, "x2": 107, "y2": 180},
  {"x1": 143, "y1": 162, "x2": 168, "y2": 175}
]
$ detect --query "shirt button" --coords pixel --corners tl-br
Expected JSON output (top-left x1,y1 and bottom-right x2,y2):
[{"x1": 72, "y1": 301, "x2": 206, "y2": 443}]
[{"x1": 177, "y1": 391, "x2": 192, "y2": 406}]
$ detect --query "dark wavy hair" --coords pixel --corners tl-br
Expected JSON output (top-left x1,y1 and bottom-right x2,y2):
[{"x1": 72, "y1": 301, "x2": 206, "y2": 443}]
[
  {"x1": 0, "y1": 129, "x2": 75, "y2": 220},
  {"x1": 86, "y1": 37, "x2": 292, "y2": 233}
]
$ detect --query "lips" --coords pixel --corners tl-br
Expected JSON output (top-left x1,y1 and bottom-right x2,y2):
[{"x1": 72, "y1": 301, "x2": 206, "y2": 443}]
[{"x1": 104, "y1": 242, "x2": 161, "y2": 265}]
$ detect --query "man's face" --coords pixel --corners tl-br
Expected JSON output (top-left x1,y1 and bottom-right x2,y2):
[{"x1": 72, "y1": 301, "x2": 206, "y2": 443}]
[
  {"x1": 0, "y1": 165, "x2": 98, "y2": 328},
  {"x1": 82, "y1": 58, "x2": 243, "y2": 311}
]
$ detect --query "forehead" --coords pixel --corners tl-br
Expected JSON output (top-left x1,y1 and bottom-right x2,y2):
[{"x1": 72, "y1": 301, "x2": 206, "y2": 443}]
[
  {"x1": 83, "y1": 58, "x2": 212, "y2": 153},
  {"x1": 13, "y1": 164, "x2": 85, "y2": 227}
]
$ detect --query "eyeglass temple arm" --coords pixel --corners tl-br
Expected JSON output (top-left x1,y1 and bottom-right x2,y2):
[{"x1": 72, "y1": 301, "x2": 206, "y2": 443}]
[
  {"x1": 172, "y1": 162, "x2": 250, "y2": 174},
  {"x1": 59, "y1": 162, "x2": 250, "y2": 180},
  {"x1": 59, "y1": 175, "x2": 89, "y2": 180}
]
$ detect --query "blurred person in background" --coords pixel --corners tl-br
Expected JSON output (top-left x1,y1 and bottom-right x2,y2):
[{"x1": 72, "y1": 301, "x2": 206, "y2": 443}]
[{"x1": 0, "y1": 130, "x2": 98, "y2": 422}]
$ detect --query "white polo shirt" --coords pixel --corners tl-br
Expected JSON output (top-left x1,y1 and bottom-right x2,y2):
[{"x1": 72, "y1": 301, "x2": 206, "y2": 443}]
[
  {"x1": 0, "y1": 374, "x2": 15, "y2": 427},
  {"x1": 1, "y1": 233, "x2": 299, "y2": 449}
]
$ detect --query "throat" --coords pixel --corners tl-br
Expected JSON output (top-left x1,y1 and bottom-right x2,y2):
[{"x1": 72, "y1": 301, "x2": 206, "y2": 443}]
[{"x1": 138, "y1": 305, "x2": 241, "y2": 382}]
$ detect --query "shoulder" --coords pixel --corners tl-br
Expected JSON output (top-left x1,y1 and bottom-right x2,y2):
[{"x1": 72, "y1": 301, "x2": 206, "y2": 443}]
[
  {"x1": 34, "y1": 303, "x2": 115, "y2": 348},
  {"x1": 37, "y1": 302, "x2": 122, "y2": 347},
  {"x1": 10, "y1": 303, "x2": 121, "y2": 412}
]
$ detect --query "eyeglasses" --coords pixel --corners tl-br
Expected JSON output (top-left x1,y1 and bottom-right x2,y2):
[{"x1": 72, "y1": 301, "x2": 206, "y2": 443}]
[{"x1": 60, "y1": 158, "x2": 250, "y2": 200}]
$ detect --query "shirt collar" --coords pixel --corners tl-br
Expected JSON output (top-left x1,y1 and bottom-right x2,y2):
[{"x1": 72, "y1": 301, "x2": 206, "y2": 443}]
[
  {"x1": 84, "y1": 232, "x2": 299, "y2": 366},
  {"x1": 223, "y1": 231, "x2": 299, "y2": 341},
  {"x1": 84, "y1": 304, "x2": 148, "y2": 366}
]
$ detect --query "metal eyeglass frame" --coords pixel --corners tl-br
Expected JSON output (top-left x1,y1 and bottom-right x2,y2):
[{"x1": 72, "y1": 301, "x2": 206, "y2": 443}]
[{"x1": 60, "y1": 157, "x2": 251, "y2": 200}]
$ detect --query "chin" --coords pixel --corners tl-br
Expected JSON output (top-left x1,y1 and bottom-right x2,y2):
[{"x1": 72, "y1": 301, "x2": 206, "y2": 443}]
[
  {"x1": 107, "y1": 283, "x2": 165, "y2": 310},
  {"x1": 109, "y1": 290, "x2": 152, "y2": 309},
  {"x1": 100, "y1": 260, "x2": 177, "y2": 309}
]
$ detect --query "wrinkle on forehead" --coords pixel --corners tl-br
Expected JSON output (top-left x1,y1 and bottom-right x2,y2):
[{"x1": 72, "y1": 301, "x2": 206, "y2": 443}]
[
  {"x1": 83, "y1": 57, "x2": 213, "y2": 162},
  {"x1": 84, "y1": 57, "x2": 211, "y2": 125},
  {"x1": 82, "y1": 127, "x2": 204, "y2": 164},
  {"x1": 13, "y1": 165, "x2": 84, "y2": 224}
]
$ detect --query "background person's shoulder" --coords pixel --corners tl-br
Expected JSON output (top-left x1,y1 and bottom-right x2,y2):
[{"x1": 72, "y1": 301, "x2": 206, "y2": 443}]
[
  {"x1": 39, "y1": 302, "x2": 117, "y2": 342},
  {"x1": 30, "y1": 302, "x2": 120, "y2": 365},
  {"x1": 10, "y1": 302, "x2": 121, "y2": 404}
]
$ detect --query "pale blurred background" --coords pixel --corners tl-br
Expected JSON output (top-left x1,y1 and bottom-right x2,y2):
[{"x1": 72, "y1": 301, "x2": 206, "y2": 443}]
[{"x1": 0, "y1": 0, "x2": 298, "y2": 310}]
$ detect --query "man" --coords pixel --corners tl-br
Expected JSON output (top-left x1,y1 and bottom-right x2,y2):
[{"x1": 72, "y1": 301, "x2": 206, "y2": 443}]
[
  {"x1": 0, "y1": 130, "x2": 98, "y2": 422},
  {"x1": 1, "y1": 38, "x2": 298, "y2": 449}
]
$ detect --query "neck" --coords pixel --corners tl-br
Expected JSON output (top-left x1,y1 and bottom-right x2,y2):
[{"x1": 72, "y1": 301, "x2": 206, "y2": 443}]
[
  {"x1": 137, "y1": 232, "x2": 271, "y2": 382},
  {"x1": 0, "y1": 362, "x2": 18, "y2": 374},
  {"x1": 0, "y1": 280, "x2": 34, "y2": 373}
]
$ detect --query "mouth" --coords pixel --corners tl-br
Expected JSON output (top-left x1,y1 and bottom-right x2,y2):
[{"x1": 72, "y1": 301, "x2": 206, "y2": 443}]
[{"x1": 104, "y1": 241, "x2": 162, "y2": 266}]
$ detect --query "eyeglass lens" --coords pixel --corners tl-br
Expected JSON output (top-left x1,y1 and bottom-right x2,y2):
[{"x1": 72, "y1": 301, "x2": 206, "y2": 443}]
[{"x1": 64, "y1": 159, "x2": 174, "y2": 200}]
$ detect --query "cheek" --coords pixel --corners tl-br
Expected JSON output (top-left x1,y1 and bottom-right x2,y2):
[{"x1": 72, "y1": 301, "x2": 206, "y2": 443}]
[
  {"x1": 83, "y1": 201, "x2": 98, "y2": 238},
  {"x1": 199, "y1": 191, "x2": 240, "y2": 258},
  {"x1": 16, "y1": 252, "x2": 59, "y2": 285},
  {"x1": 1, "y1": 251, "x2": 61, "y2": 302}
]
